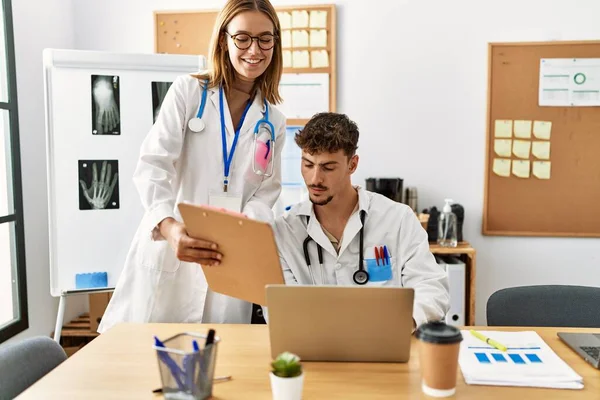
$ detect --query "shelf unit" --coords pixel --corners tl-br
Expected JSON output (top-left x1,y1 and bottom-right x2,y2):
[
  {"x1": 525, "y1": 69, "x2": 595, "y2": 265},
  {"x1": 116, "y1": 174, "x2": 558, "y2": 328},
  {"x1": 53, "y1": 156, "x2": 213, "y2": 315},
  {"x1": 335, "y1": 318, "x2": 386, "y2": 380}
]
[{"x1": 430, "y1": 242, "x2": 477, "y2": 325}]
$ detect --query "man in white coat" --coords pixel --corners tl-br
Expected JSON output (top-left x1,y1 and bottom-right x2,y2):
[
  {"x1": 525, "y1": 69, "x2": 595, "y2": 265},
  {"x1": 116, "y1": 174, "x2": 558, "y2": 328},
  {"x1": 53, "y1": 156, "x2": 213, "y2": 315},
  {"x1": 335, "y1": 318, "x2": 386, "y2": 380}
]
[{"x1": 273, "y1": 113, "x2": 450, "y2": 329}]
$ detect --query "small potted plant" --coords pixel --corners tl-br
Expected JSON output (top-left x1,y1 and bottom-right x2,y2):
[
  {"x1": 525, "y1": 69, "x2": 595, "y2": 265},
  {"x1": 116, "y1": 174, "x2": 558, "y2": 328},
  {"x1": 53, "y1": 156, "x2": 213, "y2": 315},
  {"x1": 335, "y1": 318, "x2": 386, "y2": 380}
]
[{"x1": 270, "y1": 351, "x2": 304, "y2": 400}]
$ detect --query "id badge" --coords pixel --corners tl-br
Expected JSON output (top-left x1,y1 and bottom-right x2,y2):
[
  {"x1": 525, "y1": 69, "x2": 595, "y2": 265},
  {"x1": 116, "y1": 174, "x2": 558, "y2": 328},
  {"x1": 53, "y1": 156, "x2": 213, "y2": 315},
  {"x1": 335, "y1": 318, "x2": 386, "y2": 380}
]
[{"x1": 208, "y1": 190, "x2": 242, "y2": 212}]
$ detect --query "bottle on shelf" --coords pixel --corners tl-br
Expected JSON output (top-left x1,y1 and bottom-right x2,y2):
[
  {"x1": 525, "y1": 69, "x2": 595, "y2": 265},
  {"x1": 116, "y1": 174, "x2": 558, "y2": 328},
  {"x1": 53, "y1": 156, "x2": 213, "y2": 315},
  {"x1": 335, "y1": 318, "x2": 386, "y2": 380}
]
[{"x1": 437, "y1": 199, "x2": 457, "y2": 248}]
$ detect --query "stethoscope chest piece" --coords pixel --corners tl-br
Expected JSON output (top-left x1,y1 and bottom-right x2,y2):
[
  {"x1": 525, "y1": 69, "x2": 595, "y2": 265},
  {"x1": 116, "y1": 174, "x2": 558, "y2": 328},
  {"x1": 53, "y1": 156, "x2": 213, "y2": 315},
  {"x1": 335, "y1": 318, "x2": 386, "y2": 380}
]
[
  {"x1": 353, "y1": 269, "x2": 369, "y2": 285},
  {"x1": 188, "y1": 117, "x2": 205, "y2": 132}
]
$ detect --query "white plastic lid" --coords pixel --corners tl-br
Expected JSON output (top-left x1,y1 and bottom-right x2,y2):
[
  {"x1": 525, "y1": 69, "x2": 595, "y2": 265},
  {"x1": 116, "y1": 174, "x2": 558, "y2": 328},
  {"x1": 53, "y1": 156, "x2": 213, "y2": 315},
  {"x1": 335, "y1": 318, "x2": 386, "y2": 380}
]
[{"x1": 443, "y1": 199, "x2": 453, "y2": 213}]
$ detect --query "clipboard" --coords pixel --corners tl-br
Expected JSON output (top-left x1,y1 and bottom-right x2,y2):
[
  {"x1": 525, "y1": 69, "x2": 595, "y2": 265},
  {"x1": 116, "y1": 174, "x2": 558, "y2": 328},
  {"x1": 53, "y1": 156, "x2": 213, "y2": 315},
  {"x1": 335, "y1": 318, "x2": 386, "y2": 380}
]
[{"x1": 177, "y1": 203, "x2": 285, "y2": 306}]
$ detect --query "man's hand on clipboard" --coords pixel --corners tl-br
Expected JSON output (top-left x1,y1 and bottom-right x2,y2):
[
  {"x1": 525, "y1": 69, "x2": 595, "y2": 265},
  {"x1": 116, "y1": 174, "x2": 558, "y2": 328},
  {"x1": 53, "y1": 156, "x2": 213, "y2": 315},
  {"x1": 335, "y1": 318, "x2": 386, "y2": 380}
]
[{"x1": 158, "y1": 217, "x2": 223, "y2": 266}]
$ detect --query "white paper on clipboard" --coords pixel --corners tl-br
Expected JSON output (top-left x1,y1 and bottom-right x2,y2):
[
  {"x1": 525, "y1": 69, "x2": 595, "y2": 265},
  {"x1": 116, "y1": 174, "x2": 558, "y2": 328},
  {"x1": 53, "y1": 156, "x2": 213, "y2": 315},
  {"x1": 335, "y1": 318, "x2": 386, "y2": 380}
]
[{"x1": 278, "y1": 73, "x2": 329, "y2": 119}]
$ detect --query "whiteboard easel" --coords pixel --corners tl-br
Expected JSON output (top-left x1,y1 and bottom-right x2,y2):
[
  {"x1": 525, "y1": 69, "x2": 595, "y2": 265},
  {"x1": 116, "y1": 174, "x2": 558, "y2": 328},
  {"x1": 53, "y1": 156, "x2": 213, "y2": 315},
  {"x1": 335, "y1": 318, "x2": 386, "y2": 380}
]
[{"x1": 43, "y1": 49, "x2": 205, "y2": 342}]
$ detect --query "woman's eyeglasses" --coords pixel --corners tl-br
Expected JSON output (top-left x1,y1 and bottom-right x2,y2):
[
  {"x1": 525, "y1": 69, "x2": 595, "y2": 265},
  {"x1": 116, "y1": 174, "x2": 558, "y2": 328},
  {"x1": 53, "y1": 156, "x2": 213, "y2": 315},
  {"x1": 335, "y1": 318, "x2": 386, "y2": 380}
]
[{"x1": 225, "y1": 32, "x2": 277, "y2": 51}]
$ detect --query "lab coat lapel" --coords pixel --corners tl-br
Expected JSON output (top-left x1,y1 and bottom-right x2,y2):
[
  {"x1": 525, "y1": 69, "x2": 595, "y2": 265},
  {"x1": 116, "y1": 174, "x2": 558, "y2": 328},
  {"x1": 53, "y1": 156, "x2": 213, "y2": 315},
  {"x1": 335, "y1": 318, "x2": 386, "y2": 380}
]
[
  {"x1": 338, "y1": 213, "x2": 362, "y2": 256},
  {"x1": 209, "y1": 87, "x2": 235, "y2": 139},
  {"x1": 239, "y1": 90, "x2": 264, "y2": 136},
  {"x1": 338, "y1": 187, "x2": 371, "y2": 255},
  {"x1": 305, "y1": 209, "x2": 338, "y2": 259}
]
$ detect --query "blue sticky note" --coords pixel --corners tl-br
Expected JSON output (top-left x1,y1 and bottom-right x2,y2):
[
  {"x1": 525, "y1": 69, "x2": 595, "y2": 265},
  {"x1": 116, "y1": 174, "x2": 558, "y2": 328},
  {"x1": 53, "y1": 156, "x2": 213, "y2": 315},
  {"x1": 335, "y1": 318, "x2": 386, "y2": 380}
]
[
  {"x1": 525, "y1": 353, "x2": 542, "y2": 363},
  {"x1": 508, "y1": 354, "x2": 526, "y2": 364},
  {"x1": 75, "y1": 272, "x2": 108, "y2": 289},
  {"x1": 475, "y1": 353, "x2": 491, "y2": 363},
  {"x1": 491, "y1": 353, "x2": 507, "y2": 362}
]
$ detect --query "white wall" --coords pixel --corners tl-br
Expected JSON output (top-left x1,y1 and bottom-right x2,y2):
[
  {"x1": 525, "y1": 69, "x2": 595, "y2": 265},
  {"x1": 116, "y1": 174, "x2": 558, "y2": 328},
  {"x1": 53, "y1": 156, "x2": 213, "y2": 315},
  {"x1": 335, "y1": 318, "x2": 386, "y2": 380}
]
[
  {"x1": 70, "y1": 0, "x2": 600, "y2": 325},
  {"x1": 4, "y1": 0, "x2": 87, "y2": 345}
]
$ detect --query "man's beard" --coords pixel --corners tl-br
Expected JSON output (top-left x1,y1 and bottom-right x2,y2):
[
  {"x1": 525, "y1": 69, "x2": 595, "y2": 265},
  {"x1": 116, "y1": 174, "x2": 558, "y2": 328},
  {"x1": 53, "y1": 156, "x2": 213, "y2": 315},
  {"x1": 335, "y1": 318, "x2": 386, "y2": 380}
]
[
  {"x1": 308, "y1": 185, "x2": 333, "y2": 205},
  {"x1": 310, "y1": 194, "x2": 334, "y2": 206}
]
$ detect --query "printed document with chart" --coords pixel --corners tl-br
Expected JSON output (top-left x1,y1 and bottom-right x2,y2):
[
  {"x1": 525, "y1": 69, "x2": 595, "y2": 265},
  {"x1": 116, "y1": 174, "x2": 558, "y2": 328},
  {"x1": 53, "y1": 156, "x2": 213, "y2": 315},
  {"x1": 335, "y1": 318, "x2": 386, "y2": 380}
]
[
  {"x1": 459, "y1": 331, "x2": 583, "y2": 389},
  {"x1": 539, "y1": 58, "x2": 600, "y2": 106}
]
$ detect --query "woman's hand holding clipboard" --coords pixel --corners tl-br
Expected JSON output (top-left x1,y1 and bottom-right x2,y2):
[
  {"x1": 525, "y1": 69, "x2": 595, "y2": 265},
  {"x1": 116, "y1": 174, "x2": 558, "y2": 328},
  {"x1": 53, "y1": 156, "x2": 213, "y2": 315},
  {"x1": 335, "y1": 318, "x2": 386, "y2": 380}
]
[{"x1": 177, "y1": 203, "x2": 284, "y2": 305}]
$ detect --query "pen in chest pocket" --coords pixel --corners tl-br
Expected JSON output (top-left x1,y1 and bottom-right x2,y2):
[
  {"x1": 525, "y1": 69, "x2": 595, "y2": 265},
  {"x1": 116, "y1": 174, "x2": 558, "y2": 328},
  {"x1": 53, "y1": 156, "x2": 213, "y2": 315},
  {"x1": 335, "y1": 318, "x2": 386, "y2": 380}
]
[
  {"x1": 374, "y1": 246, "x2": 391, "y2": 266},
  {"x1": 383, "y1": 245, "x2": 390, "y2": 265}
]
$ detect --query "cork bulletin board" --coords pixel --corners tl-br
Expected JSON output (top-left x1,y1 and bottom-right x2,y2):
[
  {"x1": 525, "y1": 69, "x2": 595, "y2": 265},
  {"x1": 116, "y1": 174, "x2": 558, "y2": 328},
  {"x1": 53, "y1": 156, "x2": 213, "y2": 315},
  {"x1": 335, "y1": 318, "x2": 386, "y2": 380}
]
[
  {"x1": 483, "y1": 41, "x2": 600, "y2": 237},
  {"x1": 155, "y1": 10, "x2": 218, "y2": 58},
  {"x1": 154, "y1": 4, "x2": 337, "y2": 125}
]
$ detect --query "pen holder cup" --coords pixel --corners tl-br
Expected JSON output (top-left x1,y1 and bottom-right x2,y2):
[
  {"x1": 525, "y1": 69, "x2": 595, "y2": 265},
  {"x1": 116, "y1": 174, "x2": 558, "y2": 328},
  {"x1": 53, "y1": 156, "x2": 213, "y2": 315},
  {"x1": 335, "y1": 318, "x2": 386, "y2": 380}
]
[{"x1": 154, "y1": 332, "x2": 220, "y2": 400}]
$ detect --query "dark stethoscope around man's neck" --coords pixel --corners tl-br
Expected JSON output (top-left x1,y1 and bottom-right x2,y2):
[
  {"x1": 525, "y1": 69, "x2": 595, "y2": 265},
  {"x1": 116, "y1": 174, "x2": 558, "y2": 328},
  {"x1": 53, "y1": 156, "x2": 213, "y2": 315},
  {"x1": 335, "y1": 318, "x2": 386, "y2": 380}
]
[{"x1": 302, "y1": 210, "x2": 368, "y2": 285}]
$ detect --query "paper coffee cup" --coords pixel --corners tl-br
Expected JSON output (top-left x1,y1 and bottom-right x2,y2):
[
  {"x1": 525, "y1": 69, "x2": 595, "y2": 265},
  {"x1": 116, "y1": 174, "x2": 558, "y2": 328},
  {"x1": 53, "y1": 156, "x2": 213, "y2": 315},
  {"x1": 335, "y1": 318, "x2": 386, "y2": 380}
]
[{"x1": 415, "y1": 321, "x2": 463, "y2": 397}]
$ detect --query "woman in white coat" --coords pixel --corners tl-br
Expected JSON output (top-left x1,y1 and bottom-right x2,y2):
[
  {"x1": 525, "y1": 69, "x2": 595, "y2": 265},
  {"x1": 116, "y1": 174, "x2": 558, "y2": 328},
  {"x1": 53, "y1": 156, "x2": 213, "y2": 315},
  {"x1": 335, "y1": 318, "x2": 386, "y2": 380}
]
[{"x1": 99, "y1": 0, "x2": 286, "y2": 332}]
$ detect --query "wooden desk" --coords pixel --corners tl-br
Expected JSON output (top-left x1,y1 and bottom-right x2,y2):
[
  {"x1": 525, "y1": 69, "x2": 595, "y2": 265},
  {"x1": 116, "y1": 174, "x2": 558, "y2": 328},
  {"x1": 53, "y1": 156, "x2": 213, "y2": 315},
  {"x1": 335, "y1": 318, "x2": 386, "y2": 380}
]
[
  {"x1": 430, "y1": 242, "x2": 476, "y2": 325},
  {"x1": 17, "y1": 324, "x2": 599, "y2": 399}
]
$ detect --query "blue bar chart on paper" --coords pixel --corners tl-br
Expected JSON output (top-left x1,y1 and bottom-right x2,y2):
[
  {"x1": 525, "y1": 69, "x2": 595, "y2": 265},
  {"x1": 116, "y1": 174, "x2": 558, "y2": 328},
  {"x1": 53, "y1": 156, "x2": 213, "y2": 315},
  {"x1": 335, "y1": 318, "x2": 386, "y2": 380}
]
[
  {"x1": 458, "y1": 330, "x2": 584, "y2": 389},
  {"x1": 473, "y1": 351, "x2": 544, "y2": 364}
]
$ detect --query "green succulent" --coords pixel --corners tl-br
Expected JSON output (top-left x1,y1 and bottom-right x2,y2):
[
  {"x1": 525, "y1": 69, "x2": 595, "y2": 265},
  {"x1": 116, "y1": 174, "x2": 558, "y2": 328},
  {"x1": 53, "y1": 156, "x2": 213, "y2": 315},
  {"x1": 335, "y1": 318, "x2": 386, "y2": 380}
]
[{"x1": 271, "y1": 351, "x2": 302, "y2": 378}]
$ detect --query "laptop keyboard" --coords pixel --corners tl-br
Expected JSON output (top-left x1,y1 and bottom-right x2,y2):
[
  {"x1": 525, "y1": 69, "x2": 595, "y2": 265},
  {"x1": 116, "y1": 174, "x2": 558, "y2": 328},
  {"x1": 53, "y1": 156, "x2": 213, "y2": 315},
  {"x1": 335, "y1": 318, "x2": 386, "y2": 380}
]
[{"x1": 580, "y1": 346, "x2": 600, "y2": 361}]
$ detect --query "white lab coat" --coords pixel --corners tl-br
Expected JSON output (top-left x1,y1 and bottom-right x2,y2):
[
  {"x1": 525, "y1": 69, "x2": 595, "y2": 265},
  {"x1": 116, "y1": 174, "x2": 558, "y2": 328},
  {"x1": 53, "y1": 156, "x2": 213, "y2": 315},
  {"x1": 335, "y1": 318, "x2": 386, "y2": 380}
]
[
  {"x1": 272, "y1": 186, "x2": 450, "y2": 327},
  {"x1": 98, "y1": 74, "x2": 286, "y2": 333}
]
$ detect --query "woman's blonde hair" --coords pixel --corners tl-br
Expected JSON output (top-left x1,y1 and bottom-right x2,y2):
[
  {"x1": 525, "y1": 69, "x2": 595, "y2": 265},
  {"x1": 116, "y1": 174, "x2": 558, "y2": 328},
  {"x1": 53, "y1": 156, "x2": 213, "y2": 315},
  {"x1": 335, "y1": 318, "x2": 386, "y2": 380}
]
[{"x1": 194, "y1": 0, "x2": 283, "y2": 104}]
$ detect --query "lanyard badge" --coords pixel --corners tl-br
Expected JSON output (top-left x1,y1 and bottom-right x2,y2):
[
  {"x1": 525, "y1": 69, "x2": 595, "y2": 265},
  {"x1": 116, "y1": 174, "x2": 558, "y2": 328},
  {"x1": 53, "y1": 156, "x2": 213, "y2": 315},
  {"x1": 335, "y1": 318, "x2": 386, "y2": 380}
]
[
  {"x1": 208, "y1": 190, "x2": 243, "y2": 212},
  {"x1": 219, "y1": 86, "x2": 253, "y2": 192}
]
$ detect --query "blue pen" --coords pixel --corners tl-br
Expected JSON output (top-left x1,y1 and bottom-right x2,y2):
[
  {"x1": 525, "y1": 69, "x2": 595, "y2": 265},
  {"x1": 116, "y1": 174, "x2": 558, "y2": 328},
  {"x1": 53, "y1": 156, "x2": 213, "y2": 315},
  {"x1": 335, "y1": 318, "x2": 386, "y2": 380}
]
[
  {"x1": 383, "y1": 245, "x2": 390, "y2": 265},
  {"x1": 185, "y1": 339, "x2": 201, "y2": 393},
  {"x1": 154, "y1": 336, "x2": 186, "y2": 391}
]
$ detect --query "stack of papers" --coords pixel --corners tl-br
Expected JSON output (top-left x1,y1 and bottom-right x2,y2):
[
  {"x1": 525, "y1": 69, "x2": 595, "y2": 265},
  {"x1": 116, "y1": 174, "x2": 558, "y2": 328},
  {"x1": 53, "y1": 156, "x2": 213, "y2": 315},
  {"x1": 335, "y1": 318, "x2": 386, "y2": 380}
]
[{"x1": 459, "y1": 330, "x2": 583, "y2": 389}]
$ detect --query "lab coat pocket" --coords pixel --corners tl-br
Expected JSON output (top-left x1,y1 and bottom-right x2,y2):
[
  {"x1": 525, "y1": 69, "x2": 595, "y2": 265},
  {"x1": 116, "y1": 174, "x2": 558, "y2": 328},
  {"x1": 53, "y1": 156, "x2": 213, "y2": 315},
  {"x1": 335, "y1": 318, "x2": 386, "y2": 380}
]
[
  {"x1": 365, "y1": 258, "x2": 393, "y2": 283},
  {"x1": 254, "y1": 139, "x2": 272, "y2": 175},
  {"x1": 244, "y1": 161, "x2": 266, "y2": 188},
  {"x1": 138, "y1": 235, "x2": 181, "y2": 273}
]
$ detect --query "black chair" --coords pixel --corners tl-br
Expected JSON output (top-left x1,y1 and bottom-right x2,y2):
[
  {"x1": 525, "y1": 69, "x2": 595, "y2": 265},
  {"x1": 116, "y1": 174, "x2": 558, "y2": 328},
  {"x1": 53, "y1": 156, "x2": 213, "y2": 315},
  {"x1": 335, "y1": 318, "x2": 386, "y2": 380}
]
[
  {"x1": 487, "y1": 285, "x2": 600, "y2": 328},
  {"x1": 0, "y1": 336, "x2": 67, "y2": 400}
]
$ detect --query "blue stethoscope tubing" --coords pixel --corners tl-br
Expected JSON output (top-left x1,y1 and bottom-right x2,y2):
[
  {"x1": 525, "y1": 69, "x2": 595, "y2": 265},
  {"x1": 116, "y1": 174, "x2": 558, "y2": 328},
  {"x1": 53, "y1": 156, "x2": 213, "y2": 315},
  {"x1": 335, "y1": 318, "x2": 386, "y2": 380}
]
[
  {"x1": 303, "y1": 210, "x2": 368, "y2": 285},
  {"x1": 252, "y1": 99, "x2": 276, "y2": 178},
  {"x1": 187, "y1": 81, "x2": 209, "y2": 132},
  {"x1": 187, "y1": 79, "x2": 276, "y2": 185}
]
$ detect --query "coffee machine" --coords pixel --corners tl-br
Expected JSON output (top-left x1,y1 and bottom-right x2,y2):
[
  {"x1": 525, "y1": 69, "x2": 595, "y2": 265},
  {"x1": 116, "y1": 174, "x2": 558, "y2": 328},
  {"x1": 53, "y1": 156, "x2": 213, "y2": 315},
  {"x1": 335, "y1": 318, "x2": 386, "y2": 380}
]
[{"x1": 365, "y1": 178, "x2": 403, "y2": 203}]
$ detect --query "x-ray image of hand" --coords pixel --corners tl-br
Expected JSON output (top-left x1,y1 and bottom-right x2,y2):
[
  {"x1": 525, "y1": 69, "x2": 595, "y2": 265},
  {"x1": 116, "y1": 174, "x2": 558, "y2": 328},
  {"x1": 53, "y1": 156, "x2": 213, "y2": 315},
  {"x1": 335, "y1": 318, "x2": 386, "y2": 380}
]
[
  {"x1": 79, "y1": 160, "x2": 119, "y2": 210},
  {"x1": 153, "y1": 104, "x2": 161, "y2": 123},
  {"x1": 152, "y1": 81, "x2": 173, "y2": 123},
  {"x1": 156, "y1": 81, "x2": 170, "y2": 101},
  {"x1": 92, "y1": 75, "x2": 121, "y2": 135}
]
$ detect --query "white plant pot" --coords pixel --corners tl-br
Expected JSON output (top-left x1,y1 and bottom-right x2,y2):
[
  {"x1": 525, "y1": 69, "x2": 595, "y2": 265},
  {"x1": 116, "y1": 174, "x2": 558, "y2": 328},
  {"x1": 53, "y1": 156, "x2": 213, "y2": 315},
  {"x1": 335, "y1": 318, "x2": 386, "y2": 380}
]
[{"x1": 270, "y1": 372, "x2": 304, "y2": 400}]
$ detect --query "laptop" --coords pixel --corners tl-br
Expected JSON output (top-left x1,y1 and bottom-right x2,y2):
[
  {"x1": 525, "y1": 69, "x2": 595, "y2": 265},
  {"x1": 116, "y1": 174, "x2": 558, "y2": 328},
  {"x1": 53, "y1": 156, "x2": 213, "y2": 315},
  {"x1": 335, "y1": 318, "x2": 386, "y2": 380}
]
[
  {"x1": 265, "y1": 285, "x2": 414, "y2": 362},
  {"x1": 557, "y1": 332, "x2": 600, "y2": 369}
]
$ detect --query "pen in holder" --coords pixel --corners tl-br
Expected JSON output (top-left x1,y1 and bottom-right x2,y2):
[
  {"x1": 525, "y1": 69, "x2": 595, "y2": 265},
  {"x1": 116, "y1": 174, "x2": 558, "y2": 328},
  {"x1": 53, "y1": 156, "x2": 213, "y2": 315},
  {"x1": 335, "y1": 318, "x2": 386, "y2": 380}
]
[{"x1": 154, "y1": 331, "x2": 220, "y2": 400}]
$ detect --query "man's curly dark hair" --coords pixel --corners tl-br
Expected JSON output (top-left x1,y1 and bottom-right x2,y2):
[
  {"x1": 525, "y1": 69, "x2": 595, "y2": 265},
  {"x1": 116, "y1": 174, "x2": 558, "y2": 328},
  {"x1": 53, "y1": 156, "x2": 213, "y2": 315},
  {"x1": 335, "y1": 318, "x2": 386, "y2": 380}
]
[{"x1": 294, "y1": 112, "x2": 359, "y2": 157}]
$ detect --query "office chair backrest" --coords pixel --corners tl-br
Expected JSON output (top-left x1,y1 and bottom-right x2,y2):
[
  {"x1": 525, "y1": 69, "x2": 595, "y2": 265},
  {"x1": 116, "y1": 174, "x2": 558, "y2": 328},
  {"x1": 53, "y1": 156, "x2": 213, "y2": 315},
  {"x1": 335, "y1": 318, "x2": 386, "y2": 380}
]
[
  {"x1": 0, "y1": 336, "x2": 67, "y2": 399},
  {"x1": 487, "y1": 285, "x2": 600, "y2": 328}
]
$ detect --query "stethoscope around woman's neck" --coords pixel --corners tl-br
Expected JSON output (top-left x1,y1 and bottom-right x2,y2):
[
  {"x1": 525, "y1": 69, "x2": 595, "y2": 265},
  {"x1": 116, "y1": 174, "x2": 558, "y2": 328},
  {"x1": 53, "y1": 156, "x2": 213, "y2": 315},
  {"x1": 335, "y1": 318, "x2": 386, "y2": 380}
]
[
  {"x1": 302, "y1": 210, "x2": 369, "y2": 285},
  {"x1": 187, "y1": 79, "x2": 276, "y2": 191}
]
